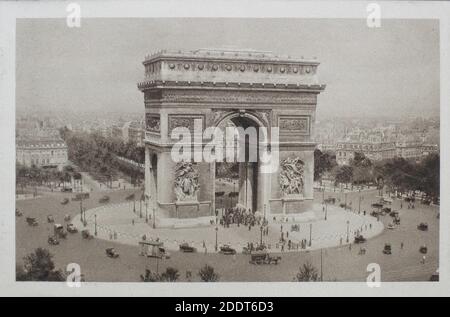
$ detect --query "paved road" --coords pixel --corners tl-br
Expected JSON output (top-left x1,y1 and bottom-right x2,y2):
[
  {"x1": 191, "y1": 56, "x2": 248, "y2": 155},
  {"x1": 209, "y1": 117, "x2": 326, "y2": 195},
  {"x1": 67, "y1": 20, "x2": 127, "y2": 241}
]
[{"x1": 15, "y1": 188, "x2": 439, "y2": 282}]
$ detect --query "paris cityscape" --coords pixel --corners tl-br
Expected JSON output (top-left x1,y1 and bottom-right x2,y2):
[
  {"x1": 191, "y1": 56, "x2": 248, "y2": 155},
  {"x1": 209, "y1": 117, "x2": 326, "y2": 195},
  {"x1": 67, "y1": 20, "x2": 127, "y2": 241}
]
[{"x1": 14, "y1": 18, "x2": 440, "y2": 283}]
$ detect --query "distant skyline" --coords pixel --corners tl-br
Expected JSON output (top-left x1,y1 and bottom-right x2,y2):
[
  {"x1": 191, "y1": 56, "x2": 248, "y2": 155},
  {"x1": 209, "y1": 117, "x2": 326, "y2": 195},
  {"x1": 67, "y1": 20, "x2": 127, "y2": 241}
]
[{"x1": 16, "y1": 18, "x2": 440, "y2": 118}]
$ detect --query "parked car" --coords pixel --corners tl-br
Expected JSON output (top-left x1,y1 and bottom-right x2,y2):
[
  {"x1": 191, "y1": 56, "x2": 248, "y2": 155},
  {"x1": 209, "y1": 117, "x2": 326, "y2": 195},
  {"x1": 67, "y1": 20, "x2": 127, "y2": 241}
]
[
  {"x1": 47, "y1": 215, "x2": 55, "y2": 223},
  {"x1": 179, "y1": 243, "x2": 197, "y2": 253},
  {"x1": 354, "y1": 235, "x2": 366, "y2": 244},
  {"x1": 219, "y1": 244, "x2": 236, "y2": 255},
  {"x1": 387, "y1": 223, "x2": 395, "y2": 230},
  {"x1": 15, "y1": 209, "x2": 23, "y2": 217},
  {"x1": 430, "y1": 269, "x2": 439, "y2": 281},
  {"x1": 105, "y1": 248, "x2": 119, "y2": 258},
  {"x1": 26, "y1": 217, "x2": 38, "y2": 226},
  {"x1": 61, "y1": 188, "x2": 73, "y2": 192},
  {"x1": 99, "y1": 195, "x2": 110, "y2": 204},
  {"x1": 419, "y1": 245, "x2": 428, "y2": 254},
  {"x1": 54, "y1": 224, "x2": 67, "y2": 239},
  {"x1": 249, "y1": 251, "x2": 281, "y2": 265},
  {"x1": 81, "y1": 229, "x2": 94, "y2": 240},
  {"x1": 66, "y1": 223, "x2": 78, "y2": 233},
  {"x1": 383, "y1": 243, "x2": 392, "y2": 255},
  {"x1": 61, "y1": 198, "x2": 70, "y2": 205},
  {"x1": 417, "y1": 223, "x2": 428, "y2": 231},
  {"x1": 48, "y1": 236, "x2": 59, "y2": 245}
]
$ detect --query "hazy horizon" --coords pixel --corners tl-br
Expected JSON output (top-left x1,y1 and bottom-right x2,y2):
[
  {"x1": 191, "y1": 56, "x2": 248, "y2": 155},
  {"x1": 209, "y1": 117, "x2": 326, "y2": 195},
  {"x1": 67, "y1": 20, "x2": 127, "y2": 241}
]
[{"x1": 16, "y1": 18, "x2": 440, "y2": 118}]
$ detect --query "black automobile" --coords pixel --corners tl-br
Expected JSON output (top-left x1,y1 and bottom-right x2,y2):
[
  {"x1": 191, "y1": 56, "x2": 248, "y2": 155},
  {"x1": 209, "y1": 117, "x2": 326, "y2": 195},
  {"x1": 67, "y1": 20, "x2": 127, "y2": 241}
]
[
  {"x1": 417, "y1": 223, "x2": 429, "y2": 231},
  {"x1": 179, "y1": 243, "x2": 197, "y2": 253},
  {"x1": 354, "y1": 235, "x2": 366, "y2": 244},
  {"x1": 219, "y1": 244, "x2": 237, "y2": 255}
]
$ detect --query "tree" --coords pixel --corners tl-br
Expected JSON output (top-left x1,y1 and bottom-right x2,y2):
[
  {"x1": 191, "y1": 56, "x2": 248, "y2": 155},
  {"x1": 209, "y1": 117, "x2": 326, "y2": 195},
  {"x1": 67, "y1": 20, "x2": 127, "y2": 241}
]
[
  {"x1": 198, "y1": 264, "x2": 220, "y2": 282},
  {"x1": 314, "y1": 149, "x2": 337, "y2": 181},
  {"x1": 140, "y1": 269, "x2": 161, "y2": 282},
  {"x1": 140, "y1": 267, "x2": 180, "y2": 282},
  {"x1": 17, "y1": 248, "x2": 64, "y2": 281},
  {"x1": 294, "y1": 262, "x2": 319, "y2": 282},
  {"x1": 161, "y1": 267, "x2": 180, "y2": 282},
  {"x1": 333, "y1": 165, "x2": 353, "y2": 186}
]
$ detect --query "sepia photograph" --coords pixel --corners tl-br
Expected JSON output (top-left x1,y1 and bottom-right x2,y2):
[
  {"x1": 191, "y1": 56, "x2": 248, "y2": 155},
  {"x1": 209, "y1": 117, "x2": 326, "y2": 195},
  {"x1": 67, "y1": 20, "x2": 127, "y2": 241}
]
[{"x1": 1, "y1": 0, "x2": 449, "y2": 299}]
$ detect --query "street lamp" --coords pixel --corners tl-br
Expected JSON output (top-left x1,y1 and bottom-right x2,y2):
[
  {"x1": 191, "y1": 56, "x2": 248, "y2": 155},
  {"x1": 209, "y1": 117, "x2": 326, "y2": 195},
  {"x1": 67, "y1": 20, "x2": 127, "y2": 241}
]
[
  {"x1": 325, "y1": 203, "x2": 328, "y2": 221},
  {"x1": 145, "y1": 200, "x2": 148, "y2": 223},
  {"x1": 346, "y1": 220, "x2": 350, "y2": 243},
  {"x1": 94, "y1": 214, "x2": 97, "y2": 236},
  {"x1": 309, "y1": 223, "x2": 312, "y2": 247},
  {"x1": 215, "y1": 226, "x2": 218, "y2": 251},
  {"x1": 260, "y1": 225, "x2": 263, "y2": 245},
  {"x1": 152, "y1": 206, "x2": 156, "y2": 229}
]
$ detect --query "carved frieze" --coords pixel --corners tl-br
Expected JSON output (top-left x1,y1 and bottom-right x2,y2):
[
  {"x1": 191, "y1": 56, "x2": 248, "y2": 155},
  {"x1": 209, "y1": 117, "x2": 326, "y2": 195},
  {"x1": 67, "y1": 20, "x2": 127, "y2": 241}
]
[
  {"x1": 145, "y1": 113, "x2": 161, "y2": 134},
  {"x1": 168, "y1": 114, "x2": 204, "y2": 136},
  {"x1": 279, "y1": 157, "x2": 305, "y2": 196},
  {"x1": 278, "y1": 116, "x2": 310, "y2": 135},
  {"x1": 161, "y1": 90, "x2": 317, "y2": 105}
]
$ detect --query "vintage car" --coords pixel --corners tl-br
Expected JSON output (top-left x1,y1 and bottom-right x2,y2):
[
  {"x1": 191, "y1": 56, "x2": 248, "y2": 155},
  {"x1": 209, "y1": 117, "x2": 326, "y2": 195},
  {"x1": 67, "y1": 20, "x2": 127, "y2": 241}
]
[
  {"x1": 26, "y1": 217, "x2": 38, "y2": 226},
  {"x1": 47, "y1": 215, "x2": 55, "y2": 223},
  {"x1": 105, "y1": 248, "x2": 119, "y2": 258},
  {"x1": 179, "y1": 243, "x2": 197, "y2": 253},
  {"x1": 354, "y1": 235, "x2": 366, "y2": 244},
  {"x1": 371, "y1": 203, "x2": 383, "y2": 209},
  {"x1": 219, "y1": 244, "x2": 237, "y2": 255},
  {"x1": 54, "y1": 224, "x2": 67, "y2": 239},
  {"x1": 382, "y1": 207, "x2": 392, "y2": 214},
  {"x1": 66, "y1": 223, "x2": 78, "y2": 233},
  {"x1": 61, "y1": 198, "x2": 70, "y2": 205},
  {"x1": 419, "y1": 245, "x2": 428, "y2": 254},
  {"x1": 249, "y1": 251, "x2": 281, "y2": 265},
  {"x1": 99, "y1": 195, "x2": 110, "y2": 204},
  {"x1": 324, "y1": 197, "x2": 336, "y2": 205},
  {"x1": 15, "y1": 209, "x2": 23, "y2": 217},
  {"x1": 387, "y1": 223, "x2": 395, "y2": 230},
  {"x1": 81, "y1": 229, "x2": 94, "y2": 240},
  {"x1": 430, "y1": 269, "x2": 439, "y2": 282},
  {"x1": 48, "y1": 236, "x2": 59, "y2": 245},
  {"x1": 61, "y1": 187, "x2": 73, "y2": 192},
  {"x1": 393, "y1": 217, "x2": 401, "y2": 225},
  {"x1": 383, "y1": 243, "x2": 392, "y2": 255},
  {"x1": 417, "y1": 223, "x2": 429, "y2": 231}
]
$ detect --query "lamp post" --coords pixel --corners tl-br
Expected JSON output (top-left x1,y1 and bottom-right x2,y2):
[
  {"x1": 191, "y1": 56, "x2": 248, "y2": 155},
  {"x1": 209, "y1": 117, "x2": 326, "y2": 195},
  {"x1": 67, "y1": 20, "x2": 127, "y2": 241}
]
[
  {"x1": 215, "y1": 226, "x2": 218, "y2": 251},
  {"x1": 358, "y1": 189, "x2": 362, "y2": 213},
  {"x1": 325, "y1": 203, "x2": 328, "y2": 221},
  {"x1": 260, "y1": 225, "x2": 263, "y2": 246},
  {"x1": 152, "y1": 206, "x2": 156, "y2": 229},
  {"x1": 133, "y1": 199, "x2": 136, "y2": 214},
  {"x1": 145, "y1": 199, "x2": 148, "y2": 223},
  {"x1": 346, "y1": 220, "x2": 350, "y2": 243},
  {"x1": 139, "y1": 198, "x2": 142, "y2": 218},
  {"x1": 94, "y1": 214, "x2": 97, "y2": 236},
  {"x1": 309, "y1": 223, "x2": 312, "y2": 247}
]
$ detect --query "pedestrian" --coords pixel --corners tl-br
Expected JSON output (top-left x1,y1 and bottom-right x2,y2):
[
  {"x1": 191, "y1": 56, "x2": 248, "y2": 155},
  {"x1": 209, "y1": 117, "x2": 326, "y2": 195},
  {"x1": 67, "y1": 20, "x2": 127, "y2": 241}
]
[
  {"x1": 340, "y1": 237, "x2": 343, "y2": 245},
  {"x1": 421, "y1": 255, "x2": 426, "y2": 264},
  {"x1": 400, "y1": 242, "x2": 404, "y2": 249},
  {"x1": 132, "y1": 219, "x2": 135, "y2": 226}
]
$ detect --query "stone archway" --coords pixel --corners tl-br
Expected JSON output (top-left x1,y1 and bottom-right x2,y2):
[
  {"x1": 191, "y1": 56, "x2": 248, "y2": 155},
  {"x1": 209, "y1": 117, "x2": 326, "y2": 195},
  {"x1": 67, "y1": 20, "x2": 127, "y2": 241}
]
[
  {"x1": 213, "y1": 110, "x2": 270, "y2": 214},
  {"x1": 138, "y1": 48, "x2": 326, "y2": 223}
]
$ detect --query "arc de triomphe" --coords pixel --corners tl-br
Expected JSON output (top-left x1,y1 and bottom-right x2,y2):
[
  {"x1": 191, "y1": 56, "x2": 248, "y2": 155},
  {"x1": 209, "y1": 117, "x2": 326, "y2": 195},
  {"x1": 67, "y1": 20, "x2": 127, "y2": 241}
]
[{"x1": 138, "y1": 49, "x2": 325, "y2": 222}]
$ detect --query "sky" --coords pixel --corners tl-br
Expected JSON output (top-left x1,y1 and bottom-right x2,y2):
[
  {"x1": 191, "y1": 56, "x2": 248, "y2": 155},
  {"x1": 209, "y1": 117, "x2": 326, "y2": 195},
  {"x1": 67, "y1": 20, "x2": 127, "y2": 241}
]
[{"x1": 16, "y1": 18, "x2": 440, "y2": 118}]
